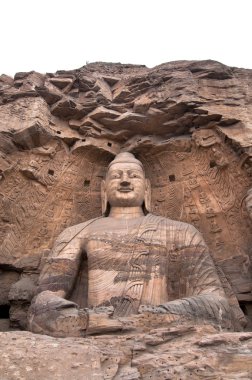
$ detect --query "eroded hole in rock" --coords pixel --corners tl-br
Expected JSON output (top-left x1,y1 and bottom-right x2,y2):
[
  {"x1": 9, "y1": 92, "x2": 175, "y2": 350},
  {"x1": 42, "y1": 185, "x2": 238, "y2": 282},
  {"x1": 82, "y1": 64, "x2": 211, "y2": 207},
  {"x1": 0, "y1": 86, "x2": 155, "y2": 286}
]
[
  {"x1": 169, "y1": 174, "x2": 175, "y2": 182},
  {"x1": 48, "y1": 169, "x2": 54, "y2": 176},
  {"x1": 84, "y1": 180, "x2": 90, "y2": 187},
  {"x1": 210, "y1": 160, "x2": 217, "y2": 168},
  {"x1": 0, "y1": 305, "x2": 10, "y2": 319},
  {"x1": 56, "y1": 130, "x2": 61, "y2": 134},
  {"x1": 239, "y1": 301, "x2": 252, "y2": 330},
  {"x1": 107, "y1": 142, "x2": 112, "y2": 147},
  {"x1": 240, "y1": 301, "x2": 252, "y2": 316}
]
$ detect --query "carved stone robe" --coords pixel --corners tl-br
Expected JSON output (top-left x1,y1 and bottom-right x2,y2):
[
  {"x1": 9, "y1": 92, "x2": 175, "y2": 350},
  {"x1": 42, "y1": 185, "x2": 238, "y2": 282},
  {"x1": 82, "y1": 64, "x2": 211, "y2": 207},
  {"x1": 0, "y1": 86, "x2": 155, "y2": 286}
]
[{"x1": 38, "y1": 214, "x2": 232, "y2": 327}]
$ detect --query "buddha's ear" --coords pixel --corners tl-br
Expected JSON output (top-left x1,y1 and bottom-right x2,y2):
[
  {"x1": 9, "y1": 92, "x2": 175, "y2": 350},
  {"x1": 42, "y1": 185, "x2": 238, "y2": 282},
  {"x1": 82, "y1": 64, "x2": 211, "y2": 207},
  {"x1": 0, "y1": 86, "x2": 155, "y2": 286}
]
[
  {"x1": 144, "y1": 178, "x2": 151, "y2": 214},
  {"x1": 101, "y1": 180, "x2": 108, "y2": 216}
]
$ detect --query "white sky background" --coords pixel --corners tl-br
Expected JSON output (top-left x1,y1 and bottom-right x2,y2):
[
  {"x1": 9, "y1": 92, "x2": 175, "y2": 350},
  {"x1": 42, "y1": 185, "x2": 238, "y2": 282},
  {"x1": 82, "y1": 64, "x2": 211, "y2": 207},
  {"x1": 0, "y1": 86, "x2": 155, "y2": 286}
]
[{"x1": 1, "y1": 0, "x2": 252, "y2": 77}]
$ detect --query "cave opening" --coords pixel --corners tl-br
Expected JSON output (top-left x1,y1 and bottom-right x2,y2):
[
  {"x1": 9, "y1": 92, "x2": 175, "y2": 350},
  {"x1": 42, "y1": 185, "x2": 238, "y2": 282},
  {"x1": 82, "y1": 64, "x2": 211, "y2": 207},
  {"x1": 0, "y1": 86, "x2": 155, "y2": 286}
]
[
  {"x1": 84, "y1": 180, "x2": 90, "y2": 187},
  {"x1": 210, "y1": 160, "x2": 217, "y2": 168},
  {"x1": 0, "y1": 304, "x2": 10, "y2": 319},
  {"x1": 169, "y1": 174, "x2": 176, "y2": 182}
]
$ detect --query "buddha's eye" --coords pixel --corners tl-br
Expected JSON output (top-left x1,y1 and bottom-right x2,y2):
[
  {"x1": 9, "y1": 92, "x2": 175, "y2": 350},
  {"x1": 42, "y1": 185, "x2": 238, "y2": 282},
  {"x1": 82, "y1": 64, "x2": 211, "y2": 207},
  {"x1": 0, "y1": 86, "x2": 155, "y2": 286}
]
[
  {"x1": 111, "y1": 173, "x2": 120, "y2": 179},
  {"x1": 130, "y1": 173, "x2": 140, "y2": 178}
]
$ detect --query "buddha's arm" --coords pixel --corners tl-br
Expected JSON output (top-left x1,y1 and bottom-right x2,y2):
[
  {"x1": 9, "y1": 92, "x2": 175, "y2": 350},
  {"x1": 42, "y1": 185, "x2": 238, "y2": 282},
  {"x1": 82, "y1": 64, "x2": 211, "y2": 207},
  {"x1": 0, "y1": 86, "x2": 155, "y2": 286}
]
[
  {"x1": 37, "y1": 224, "x2": 84, "y2": 297},
  {"x1": 156, "y1": 249, "x2": 230, "y2": 326},
  {"x1": 140, "y1": 225, "x2": 231, "y2": 327},
  {"x1": 28, "y1": 224, "x2": 89, "y2": 337}
]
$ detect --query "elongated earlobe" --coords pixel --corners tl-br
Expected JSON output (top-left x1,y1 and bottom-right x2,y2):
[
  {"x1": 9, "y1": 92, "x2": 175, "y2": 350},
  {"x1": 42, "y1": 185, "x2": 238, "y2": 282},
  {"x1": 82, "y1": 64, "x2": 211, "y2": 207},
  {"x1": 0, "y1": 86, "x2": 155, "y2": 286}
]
[
  {"x1": 144, "y1": 179, "x2": 151, "y2": 214},
  {"x1": 101, "y1": 180, "x2": 108, "y2": 216}
]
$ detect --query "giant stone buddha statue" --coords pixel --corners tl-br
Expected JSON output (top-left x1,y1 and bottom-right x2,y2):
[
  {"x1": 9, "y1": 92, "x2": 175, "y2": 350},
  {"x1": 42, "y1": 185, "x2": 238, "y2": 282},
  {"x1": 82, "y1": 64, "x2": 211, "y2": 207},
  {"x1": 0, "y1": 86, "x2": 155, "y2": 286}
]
[{"x1": 28, "y1": 153, "x2": 232, "y2": 337}]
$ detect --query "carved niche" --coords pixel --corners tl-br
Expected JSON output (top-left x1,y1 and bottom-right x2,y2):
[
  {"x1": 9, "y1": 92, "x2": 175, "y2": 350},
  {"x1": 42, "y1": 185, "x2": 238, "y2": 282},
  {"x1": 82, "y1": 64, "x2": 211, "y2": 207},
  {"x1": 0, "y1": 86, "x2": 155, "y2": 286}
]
[{"x1": 0, "y1": 60, "x2": 251, "y2": 329}]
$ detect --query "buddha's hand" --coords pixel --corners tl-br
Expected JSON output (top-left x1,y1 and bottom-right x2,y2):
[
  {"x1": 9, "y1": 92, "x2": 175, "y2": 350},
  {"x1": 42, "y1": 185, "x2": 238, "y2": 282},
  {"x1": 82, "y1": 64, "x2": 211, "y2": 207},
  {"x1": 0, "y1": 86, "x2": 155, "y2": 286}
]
[
  {"x1": 87, "y1": 306, "x2": 123, "y2": 334},
  {"x1": 138, "y1": 304, "x2": 164, "y2": 314},
  {"x1": 28, "y1": 290, "x2": 88, "y2": 337},
  {"x1": 138, "y1": 304, "x2": 181, "y2": 324}
]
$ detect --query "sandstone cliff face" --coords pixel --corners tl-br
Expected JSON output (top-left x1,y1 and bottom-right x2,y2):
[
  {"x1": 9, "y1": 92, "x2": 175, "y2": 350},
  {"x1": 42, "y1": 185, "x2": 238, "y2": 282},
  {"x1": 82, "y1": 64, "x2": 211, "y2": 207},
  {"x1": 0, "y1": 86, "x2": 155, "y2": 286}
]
[{"x1": 0, "y1": 60, "x2": 252, "y2": 378}]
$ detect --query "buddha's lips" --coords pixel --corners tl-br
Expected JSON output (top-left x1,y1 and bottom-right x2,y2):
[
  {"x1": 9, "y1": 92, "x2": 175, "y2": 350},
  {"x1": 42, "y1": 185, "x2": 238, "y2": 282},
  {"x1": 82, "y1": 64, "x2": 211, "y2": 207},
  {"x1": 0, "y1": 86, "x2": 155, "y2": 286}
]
[{"x1": 117, "y1": 188, "x2": 133, "y2": 192}]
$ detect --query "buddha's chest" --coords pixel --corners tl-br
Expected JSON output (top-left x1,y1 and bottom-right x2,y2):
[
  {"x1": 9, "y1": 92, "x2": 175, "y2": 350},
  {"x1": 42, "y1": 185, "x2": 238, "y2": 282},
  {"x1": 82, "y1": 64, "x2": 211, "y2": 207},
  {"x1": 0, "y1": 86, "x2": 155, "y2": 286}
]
[
  {"x1": 83, "y1": 219, "x2": 169, "y2": 308},
  {"x1": 87, "y1": 245, "x2": 168, "y2": 309},
  {"x1": 84, "y1": 228, "x2": 167, "y2": 276}
]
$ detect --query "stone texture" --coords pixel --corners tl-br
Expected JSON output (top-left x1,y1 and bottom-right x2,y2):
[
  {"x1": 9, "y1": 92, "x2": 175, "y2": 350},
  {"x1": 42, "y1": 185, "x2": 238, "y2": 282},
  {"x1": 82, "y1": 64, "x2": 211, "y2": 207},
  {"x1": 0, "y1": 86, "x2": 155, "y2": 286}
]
[
  {"x1": 0, "y1": 60, "x2": 252, "y2": 378},
  {"x1": 0, "y1": 326, "x2": 252, "y2": 379}
]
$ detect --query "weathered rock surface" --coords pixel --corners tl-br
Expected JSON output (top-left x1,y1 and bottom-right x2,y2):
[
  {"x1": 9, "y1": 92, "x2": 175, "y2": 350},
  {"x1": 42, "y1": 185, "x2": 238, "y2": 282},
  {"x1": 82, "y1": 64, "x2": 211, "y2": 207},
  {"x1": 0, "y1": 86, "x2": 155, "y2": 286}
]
[
  {"x1": 1, "y1": 325, "x2": 252, "y2": 379},
  {"x1": 0, "y1": 60, "x2": 252, "y2": 377}
]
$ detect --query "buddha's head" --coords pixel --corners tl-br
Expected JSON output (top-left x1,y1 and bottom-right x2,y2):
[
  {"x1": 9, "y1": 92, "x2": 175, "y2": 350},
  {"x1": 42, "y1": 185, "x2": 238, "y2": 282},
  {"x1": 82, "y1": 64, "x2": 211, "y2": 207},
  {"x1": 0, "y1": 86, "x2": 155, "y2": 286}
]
[
  {"x1": 101, "y1": 152, "x2": 151, "y2": 215},
  {"x1": 245, "y1": 188, "x2": 252, "y2": 220}
]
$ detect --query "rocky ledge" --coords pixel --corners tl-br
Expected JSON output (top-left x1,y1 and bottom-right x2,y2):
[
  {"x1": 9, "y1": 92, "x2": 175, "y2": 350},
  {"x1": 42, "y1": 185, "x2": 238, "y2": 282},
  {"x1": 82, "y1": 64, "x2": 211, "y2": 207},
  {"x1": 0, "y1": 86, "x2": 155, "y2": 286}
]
[{"x1": 1, "y1": 325, "x2": 252, "y2": 379}]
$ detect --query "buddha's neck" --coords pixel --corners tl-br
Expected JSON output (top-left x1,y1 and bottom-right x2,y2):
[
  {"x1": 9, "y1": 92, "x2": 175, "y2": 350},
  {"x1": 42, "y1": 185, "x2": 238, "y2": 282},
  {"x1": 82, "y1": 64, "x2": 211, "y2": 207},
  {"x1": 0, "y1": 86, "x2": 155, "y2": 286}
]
[{"x1": 109, "y1": 207, "x2": 144, "y2": 219}]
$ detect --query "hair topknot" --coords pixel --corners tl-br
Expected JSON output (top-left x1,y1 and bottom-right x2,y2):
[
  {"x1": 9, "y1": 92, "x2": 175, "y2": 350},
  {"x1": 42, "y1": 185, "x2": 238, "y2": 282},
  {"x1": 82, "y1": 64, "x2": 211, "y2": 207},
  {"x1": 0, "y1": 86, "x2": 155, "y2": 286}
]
[{"x1": 108, "y1": 152, "x2": 144, "y2": 170}]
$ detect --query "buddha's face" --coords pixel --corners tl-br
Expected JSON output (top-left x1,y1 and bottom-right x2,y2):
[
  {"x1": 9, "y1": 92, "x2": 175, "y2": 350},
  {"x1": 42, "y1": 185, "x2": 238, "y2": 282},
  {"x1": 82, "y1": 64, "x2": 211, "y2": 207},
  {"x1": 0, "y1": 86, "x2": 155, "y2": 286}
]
[{"x1": 105, "y1": 162, "x2": 146, "y2": 207}]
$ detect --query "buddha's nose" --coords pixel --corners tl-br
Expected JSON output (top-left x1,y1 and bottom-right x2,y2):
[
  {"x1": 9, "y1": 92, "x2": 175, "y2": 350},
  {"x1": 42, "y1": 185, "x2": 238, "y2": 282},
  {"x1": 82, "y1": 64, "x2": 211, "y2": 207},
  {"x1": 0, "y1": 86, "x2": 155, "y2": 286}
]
[
  {"x1": 120, "y1": 179, "x2": 131, "y2": 186},
  {"x1": 120, "y1": 174, "x2": 130, "y2": 186}
]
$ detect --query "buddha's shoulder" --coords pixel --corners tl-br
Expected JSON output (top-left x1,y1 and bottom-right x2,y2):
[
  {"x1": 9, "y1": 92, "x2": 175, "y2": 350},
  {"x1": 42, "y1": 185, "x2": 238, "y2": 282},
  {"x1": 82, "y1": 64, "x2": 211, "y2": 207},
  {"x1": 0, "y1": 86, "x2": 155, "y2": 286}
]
[
  {"x1": 148, "y1": 213, "x2": 200, "y2": 234},
  {"x1": 147, "y1": 214, "x2": 205, "y2": 248},
  {"x1": 55, "y1": 217, "x2": 103, "y2": 242}
]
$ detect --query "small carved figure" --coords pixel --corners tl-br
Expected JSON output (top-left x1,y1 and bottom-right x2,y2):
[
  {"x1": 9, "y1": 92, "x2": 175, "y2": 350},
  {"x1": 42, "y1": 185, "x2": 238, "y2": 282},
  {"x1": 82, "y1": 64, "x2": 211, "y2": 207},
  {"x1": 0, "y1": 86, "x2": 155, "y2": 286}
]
[
  {"x1": 245, "y1": 188, "x2": 252, "y2": 220},
  {"x1": 192, "y1": 129, "x2": 221, "y2": 147},
  {"x1": 211, "y1": 147, "x2": 229, "y2": 168},
  {"x1": 28, "y1": 153, "x2": 232, "y2": 337}
]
